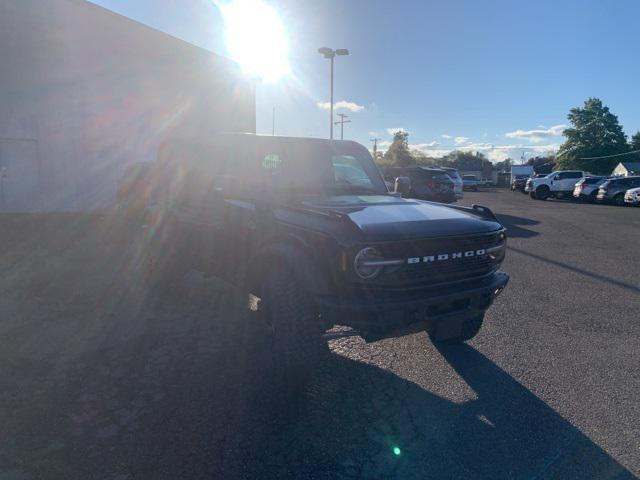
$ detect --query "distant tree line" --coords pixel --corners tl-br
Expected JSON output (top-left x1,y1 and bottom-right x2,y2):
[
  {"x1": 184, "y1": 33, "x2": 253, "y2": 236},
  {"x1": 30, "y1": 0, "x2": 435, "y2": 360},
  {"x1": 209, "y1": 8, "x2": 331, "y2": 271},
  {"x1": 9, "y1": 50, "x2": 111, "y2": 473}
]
[
  {"x1": 380, "y1": 130, "x2": 495, "y2": 173},
  {"x1": 376, "y1": 97, "x2": 640, "y2": 175}
]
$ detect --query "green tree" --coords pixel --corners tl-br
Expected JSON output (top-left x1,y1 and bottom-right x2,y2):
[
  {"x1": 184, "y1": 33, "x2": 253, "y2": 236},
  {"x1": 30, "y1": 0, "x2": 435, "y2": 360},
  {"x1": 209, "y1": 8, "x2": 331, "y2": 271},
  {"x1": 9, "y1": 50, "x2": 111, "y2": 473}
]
[
  {"x1": 410, "y1": 149, "x2": 439, "y2": 166},
  {"x1": 630, "y1": 131, "x2": 640, "y2": 150},
  {"x1": 383, "y1": 130, "x2": 415, "y2": 167},
  {"x1": 493, "y1": 158, "x2": 513, "y2": 172},
  {"x1": 441, "y1": 150, "x2": 487, "y2": 171},
  {"x1": 556, "y1": 98, "x2": 629, "y2": 173},
  {"x1": 526, "y1": 155, "x2": 556, "y2": 173}
]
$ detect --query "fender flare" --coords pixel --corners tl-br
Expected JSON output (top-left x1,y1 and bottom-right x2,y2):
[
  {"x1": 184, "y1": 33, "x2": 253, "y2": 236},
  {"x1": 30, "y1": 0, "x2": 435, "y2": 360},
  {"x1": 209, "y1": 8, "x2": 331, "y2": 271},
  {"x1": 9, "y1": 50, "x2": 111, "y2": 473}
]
[{"x1": 245, "y1": 237, "x2": 332, "y2": 297}]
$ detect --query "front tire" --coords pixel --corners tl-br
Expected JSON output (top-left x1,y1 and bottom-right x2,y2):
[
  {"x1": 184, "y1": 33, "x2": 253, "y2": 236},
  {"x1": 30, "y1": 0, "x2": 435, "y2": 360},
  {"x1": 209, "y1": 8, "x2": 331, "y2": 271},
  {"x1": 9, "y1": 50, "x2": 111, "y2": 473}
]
[
  {"x1": 536, "y1": 185, "x2": 550, "y2": 200},
  {"x1": 613, "y1": 193, "x2": 625, "y2": 206},
  {"x1": 429, "y1": 314, "x2": 485, "y2": 345},
  {"x1": 259, "y1": 268, "x2": 326, "y2": 405}
]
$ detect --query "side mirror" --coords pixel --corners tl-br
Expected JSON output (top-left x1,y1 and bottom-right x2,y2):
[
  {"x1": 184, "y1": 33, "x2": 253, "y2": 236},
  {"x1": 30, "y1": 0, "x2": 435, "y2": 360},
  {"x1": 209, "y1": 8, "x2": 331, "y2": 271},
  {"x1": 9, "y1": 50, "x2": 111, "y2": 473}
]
[{"x1": 394, "y1": 176, "x2": 411, "y2": 196}]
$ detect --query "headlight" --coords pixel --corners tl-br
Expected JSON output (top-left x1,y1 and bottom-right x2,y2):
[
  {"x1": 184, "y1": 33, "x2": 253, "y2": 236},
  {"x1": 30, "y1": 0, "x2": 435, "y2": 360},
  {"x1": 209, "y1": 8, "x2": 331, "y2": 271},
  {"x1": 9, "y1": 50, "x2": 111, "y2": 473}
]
[{"x1": 353, "y1": 247, "x2": 404, "y2": 280}]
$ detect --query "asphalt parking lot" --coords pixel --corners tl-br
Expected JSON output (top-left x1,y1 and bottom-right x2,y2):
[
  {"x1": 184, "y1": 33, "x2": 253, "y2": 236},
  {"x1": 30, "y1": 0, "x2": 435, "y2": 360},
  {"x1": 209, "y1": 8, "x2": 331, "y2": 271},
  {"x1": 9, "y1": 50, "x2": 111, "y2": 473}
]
[{"x1": 1, "y1": 190, "x2": 639, "y2": 480}]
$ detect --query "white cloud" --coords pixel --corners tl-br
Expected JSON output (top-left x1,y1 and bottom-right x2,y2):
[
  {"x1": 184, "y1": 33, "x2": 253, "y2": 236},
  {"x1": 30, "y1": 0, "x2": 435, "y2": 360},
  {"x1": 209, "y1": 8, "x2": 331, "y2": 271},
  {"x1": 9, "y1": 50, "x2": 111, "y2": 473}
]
[
  {"x1": 441, "y1": 134, "x2": 452, "y2": 139},
  {"x1": 386, "y1": 127, "x2": 408, "y2": 136},
  {"x1": 368, "y1": 131, "x2": 378, "y2": 137},
  {"x1": 316, "y1": 100, "x2": 364, "y2": 112},
  {"x1": 377, "y1": 140, "x2": 560, "y2": 163},
  {"x1": 454, "y1": 136, "x2": 469, "y2": 145},
  {"x1": 505, "y1": 124, "x2": 566, "y2": 143}
]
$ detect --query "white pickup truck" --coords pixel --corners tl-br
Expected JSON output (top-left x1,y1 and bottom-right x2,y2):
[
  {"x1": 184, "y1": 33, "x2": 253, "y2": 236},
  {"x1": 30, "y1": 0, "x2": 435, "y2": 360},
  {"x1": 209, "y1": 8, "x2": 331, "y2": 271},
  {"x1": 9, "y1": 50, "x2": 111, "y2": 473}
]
[{"x1": 525, "y1": 170, "x2": 588, "y2": 200}]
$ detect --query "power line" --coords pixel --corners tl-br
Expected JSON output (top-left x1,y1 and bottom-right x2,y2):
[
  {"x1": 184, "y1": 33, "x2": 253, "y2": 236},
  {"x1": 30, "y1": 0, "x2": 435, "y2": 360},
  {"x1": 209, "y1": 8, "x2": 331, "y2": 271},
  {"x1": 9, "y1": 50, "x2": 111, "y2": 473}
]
[{"x1": 579, "y1": 149, "x2": 640, "y2": 160}]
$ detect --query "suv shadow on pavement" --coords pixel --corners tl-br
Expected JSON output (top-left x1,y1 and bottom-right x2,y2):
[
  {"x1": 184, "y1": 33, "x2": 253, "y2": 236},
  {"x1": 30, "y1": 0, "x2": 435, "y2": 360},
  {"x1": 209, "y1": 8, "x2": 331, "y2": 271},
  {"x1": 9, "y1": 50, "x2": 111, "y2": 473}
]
[
  {"x1": 495, "y1": 213, "x2": 540, "y2": 239},
  {"x1": 223, "y1": 338, "x2": 634, "y2": 479}
]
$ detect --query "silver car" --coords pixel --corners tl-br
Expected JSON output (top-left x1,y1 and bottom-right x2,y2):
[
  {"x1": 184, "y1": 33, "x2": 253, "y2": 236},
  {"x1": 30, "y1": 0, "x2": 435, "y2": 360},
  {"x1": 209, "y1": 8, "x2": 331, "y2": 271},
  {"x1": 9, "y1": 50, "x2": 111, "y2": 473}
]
[
  {"x1": 462, "y1": 175, "x2": 479, "y2": 191},
  {"x1": 440, "y1": 167, "x2": 464, "y2": 199},
  {"x1": 573, "y1": 176, "x2": 607, "y2": 202}
]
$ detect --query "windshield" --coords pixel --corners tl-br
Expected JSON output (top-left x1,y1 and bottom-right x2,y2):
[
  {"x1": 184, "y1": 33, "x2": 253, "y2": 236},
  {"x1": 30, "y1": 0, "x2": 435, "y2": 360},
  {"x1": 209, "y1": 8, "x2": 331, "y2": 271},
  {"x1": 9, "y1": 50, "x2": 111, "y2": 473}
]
[
  {"x1": 247, "y1": 139, "x2": 388, "y2": 196},
  {"x1": 584, "y1": 177, "x2": 605, "y2": 184}
]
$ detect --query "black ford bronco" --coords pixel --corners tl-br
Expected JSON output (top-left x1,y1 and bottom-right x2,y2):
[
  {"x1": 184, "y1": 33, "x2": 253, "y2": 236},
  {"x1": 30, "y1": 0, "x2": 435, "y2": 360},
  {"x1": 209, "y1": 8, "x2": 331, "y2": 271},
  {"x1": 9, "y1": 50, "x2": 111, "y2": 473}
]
[{"x1": 131, "y1": 133, "x2": 508, "y2": 396}]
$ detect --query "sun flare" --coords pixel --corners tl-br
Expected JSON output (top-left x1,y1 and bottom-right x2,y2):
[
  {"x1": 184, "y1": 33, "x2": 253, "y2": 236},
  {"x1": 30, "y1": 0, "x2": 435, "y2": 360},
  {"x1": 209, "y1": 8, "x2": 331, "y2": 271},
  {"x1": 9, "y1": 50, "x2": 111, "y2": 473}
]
[{"x1": 217, "y1": 0, "x2": 290, "y2": 82}]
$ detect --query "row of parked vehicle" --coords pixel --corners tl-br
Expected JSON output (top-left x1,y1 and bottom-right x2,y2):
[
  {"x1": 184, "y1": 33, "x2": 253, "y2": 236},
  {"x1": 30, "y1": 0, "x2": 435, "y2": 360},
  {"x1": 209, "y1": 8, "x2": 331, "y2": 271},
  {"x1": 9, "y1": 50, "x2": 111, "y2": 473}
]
[
  {"x1": 511, "y1": 170, "x2": 640, "y2": 206},
  {"x1": 381, "y1": 167, "x2": 494, "y2": 203}
]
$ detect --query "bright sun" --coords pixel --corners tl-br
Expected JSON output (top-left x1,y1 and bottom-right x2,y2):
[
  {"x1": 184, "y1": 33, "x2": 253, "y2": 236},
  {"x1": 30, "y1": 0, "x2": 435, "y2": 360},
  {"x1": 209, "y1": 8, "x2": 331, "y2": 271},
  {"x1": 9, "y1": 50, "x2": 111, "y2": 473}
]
[{"x1": 218, "y1": 0, "x2": 290, "y2": 82}]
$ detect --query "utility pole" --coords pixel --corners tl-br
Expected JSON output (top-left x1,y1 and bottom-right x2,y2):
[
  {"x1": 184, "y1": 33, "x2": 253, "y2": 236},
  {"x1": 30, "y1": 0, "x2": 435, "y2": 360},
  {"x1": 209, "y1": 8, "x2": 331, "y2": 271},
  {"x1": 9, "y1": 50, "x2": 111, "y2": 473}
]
[
  {"x1": 334, "y1": 113, "x2": 351, "y2": 140},
  {"x1": 370, "y1": 137, "x2": 381, "y2": 159}
]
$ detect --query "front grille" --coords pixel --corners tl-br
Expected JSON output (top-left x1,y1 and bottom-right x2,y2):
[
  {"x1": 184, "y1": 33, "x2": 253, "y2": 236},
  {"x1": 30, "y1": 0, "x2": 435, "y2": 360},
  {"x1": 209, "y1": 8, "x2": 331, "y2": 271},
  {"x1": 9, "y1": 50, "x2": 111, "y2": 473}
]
[{"x1": 372, "y1": 231, "x2": 504, "y2": 287}]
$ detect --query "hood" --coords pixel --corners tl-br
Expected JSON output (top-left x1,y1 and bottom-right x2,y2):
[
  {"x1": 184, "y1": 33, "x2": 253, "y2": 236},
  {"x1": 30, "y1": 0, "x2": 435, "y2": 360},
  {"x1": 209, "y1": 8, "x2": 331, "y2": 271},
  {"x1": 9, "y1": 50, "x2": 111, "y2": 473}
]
[{"x1": 299, "y1": 195, "x2": 503, "y2": 241}]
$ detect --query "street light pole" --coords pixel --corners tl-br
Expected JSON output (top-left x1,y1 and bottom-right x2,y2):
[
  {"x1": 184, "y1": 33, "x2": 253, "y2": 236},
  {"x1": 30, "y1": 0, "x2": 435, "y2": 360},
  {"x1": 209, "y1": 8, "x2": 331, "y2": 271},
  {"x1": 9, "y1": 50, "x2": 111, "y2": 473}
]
[
  {"x1": 318, "y1": 47, "x2": 349, "y2": 140},
  {"x1": 330, "y1": 55, "x2": 334, "y2": 140}
]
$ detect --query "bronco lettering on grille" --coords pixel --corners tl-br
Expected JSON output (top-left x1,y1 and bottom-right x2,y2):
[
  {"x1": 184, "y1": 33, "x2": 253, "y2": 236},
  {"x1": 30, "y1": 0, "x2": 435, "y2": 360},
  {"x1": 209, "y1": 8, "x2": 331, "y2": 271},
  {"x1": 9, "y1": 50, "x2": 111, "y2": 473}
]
[{"x1": 407, "y1": 249, "x2": 486, "y2": 264}]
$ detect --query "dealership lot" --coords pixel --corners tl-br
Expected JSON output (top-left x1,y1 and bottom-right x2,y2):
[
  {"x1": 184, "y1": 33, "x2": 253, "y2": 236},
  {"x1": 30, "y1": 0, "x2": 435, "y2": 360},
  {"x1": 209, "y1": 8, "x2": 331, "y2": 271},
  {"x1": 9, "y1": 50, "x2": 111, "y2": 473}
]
[{"x1": 1, "y1": 190, "x2": 639, "y2": 479}]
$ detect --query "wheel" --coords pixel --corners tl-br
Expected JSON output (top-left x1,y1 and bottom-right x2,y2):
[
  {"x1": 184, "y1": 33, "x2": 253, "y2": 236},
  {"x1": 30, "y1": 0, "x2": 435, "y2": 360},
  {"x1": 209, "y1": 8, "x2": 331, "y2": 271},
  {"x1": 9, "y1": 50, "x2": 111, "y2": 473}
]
[
  {"x1": 529, "y1": 191, "x2": 536, "y2": 199},
  {"x1": 613, "y1": 193, "x2": 625, "y2": 206},
  {"x1": 535, "y1": 185, "x2": 550, "y2": 200},
  {"x1": 589, "y1": 191, "x2": 598, "y2": 203},
  {"x1": 520, "y1": 189, "x2": 528, "y2": 194},
  {"x1": 259, "y1": 268, "x2": 326, "y2": 406},
  {"x1": 429, "y1": 314, "x2": 485, "y2": 345}
]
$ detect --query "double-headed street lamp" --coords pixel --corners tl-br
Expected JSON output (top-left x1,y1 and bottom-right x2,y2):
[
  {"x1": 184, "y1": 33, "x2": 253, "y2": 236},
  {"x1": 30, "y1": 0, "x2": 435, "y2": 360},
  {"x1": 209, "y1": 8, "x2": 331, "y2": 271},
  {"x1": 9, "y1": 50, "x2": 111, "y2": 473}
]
[{"x1": 318, "y1": 47, "x2": 349, "y2": 140}]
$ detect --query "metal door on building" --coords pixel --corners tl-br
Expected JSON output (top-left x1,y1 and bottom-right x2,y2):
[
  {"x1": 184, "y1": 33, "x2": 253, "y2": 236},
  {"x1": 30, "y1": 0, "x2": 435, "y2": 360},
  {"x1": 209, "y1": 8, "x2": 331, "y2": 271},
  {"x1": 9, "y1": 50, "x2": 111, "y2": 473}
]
[{"x1": 0, "y1": 139, "x2": 42, "y2": 212}]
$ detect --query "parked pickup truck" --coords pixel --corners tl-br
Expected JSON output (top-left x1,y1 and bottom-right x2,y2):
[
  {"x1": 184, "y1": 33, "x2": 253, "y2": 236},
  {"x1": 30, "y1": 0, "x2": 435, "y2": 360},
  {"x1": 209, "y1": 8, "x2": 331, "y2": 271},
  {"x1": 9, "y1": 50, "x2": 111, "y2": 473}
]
[
  {"x1": 525, "y1": 170, "x2": 588, "y2": 200},
  {"x1": 119, "y1": 134, "x2": 509, "y2": 403}
]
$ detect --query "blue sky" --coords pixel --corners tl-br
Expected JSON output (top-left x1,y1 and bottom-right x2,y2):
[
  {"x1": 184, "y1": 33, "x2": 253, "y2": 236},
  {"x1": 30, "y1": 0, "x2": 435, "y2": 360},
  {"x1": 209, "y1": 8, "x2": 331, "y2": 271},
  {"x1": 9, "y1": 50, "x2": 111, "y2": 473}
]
[{"x1": 92, "y1": 0, "x2": 640, "y2": 162}]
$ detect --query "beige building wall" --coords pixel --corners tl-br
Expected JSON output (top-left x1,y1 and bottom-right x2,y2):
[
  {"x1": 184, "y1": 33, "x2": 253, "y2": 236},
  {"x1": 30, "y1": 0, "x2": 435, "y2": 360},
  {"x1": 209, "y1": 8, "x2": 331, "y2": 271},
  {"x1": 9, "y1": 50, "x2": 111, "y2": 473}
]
[{"x1": 0, "y1": 0, "x2": 255, "y2": 211}]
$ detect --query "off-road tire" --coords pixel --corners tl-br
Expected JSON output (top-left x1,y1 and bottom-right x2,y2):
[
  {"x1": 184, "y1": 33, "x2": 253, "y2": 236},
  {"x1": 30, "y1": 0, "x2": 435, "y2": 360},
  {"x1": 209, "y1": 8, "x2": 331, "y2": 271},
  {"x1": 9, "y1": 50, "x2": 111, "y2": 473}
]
[
  {"x1": 259, "y1": 268, "x2": 326, "y2": 407},
  {"x1": 535, "y1": 185, "x2": 550, "y2": 200},
  {"x1": 429, "y1": 314, "x2": 485, "y2": 345}
]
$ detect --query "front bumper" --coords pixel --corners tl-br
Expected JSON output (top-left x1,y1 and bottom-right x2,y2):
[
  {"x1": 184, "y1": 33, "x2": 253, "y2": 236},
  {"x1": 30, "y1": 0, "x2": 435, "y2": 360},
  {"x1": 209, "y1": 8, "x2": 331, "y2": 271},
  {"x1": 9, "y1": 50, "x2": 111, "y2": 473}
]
[
  {"x1": 318, "y1": 271, "x2": 509, "y2": 342},
  {"x1": 625, "y1": 195, "x2": 640, "y2": 205}
]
